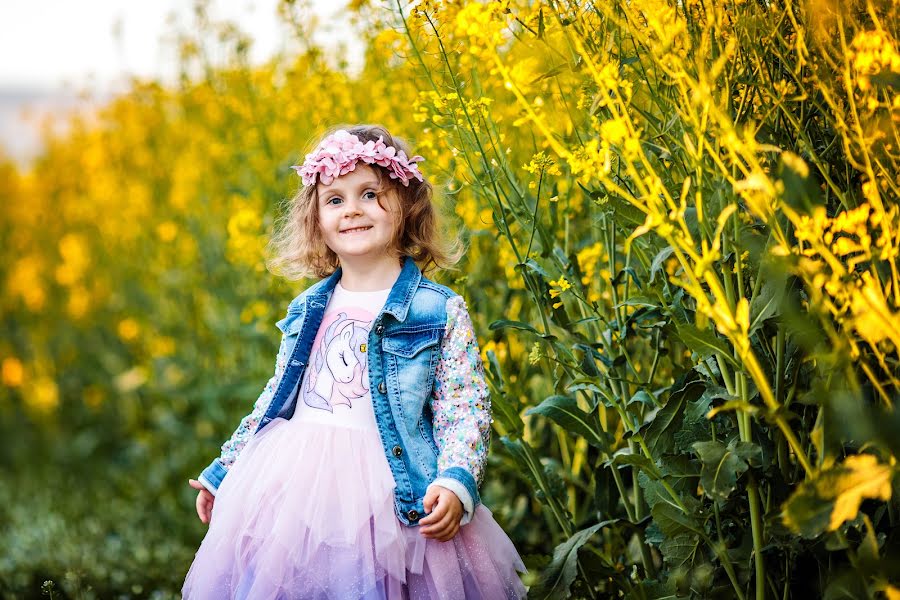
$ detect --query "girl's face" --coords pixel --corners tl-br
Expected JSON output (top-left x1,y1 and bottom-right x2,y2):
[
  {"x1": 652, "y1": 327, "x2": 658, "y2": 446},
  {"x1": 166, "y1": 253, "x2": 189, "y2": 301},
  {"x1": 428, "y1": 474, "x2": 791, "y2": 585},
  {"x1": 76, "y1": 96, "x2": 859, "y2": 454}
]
[{"x1": 316, "y1": 164, "x2": 400, "y2": 264}]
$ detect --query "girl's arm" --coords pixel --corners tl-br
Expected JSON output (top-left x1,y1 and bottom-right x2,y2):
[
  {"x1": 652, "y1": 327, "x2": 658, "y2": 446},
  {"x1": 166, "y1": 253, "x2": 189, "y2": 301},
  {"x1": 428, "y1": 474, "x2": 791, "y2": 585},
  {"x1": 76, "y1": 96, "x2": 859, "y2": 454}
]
[
  {"x1": 429, "y1": 295, "x2": 492, "y2": 523},
  {"x1": 196, "y1": 328, "x2": 291, "y2": 495}
]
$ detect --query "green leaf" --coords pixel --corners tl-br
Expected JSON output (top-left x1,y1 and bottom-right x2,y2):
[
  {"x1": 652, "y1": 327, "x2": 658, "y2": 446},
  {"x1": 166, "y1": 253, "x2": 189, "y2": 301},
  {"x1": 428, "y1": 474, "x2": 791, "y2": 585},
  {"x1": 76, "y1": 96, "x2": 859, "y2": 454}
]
[
  {"x1": 582, "y1": 183, "x2": 647, "y2": 228},
  {"x1": 673, "y1": 323, "x2": 739, "y2": 367},
  {"x1": 521, "y1": 258, "x2": 550, "y2": 277},
  {"x1": 625, "y1": 579, "x2": 677, "y2": 600},
  {"x1": 499, "y1": 437, "x2": 543, "y2": 490},
  {"x1": 778, "y1": 151, "x2": 823, "y2": 215},
  {"x1": 659, "y1": 533, "x2": 700, "y2": 569},
  {"x1": 706, "y1": 400, "x2": 759, "y2": 418},
  {"x1": 491, "y1": 392, "x2": 525, "y2": 437},
  {"x1": 643, "y1": 376, "x2": 705, "y2": 456},
  {"x1": 651, "y1": 498, "x2": 703, "y2": 538},
  {"x1": 484, "y1": 351, "x2": 524, "y2": 435},
  {"x1": 607, "y1": 450, "x2": 661, "y2": 479},
  {"x1": 614, "y1": 296, "x2": 659, "y2": 309},
  {"x1": 566, "y1": 379, "x2": 604, "y2": 395},
  {"x1": 489, "y1": 319, "x2": 541, "y2": 335},
  {"x1": 628, "y1": 390, "x2": 657, "y2": 406},
  {"x1": 531, "y1": 520, "x2": 616, "y2": 599},
  {"x1": 552, "y1": 340, "x2": 577, "y2": 365},
  {"x1": 783, "y1": 454, "x2": 894, "y2": 538},
  {"x1": 748, "y1": 274, "x2": 786, "y2": 335},
  {"x1": 638, "y1": 470, "x2": 666, "y2": 510},
  {"x1": 650, "y1": 246, "x2": 676, "y2": 284},
  {"x1": 673, "y1": 389, "x2": 716, "y2": 453},
  {"x1": 822, "y1": 570, "x2": 868, "y2": 600},
  {"x1": 692, "y1": 439, "x2": 761, "y2": 501},
  {"x1": 731, "y1": 441, "x2": 764, "y2": 468},
  {"x1": 527, "y1": 395, "x2": 613, "y2": 451}
]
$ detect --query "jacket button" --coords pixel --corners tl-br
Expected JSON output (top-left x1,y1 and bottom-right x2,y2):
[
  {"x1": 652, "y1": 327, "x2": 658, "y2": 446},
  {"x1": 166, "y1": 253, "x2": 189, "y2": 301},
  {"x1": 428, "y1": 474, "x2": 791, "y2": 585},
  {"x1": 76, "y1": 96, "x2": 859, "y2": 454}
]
[
  {"x1": 378, "y1": 382, "x2": 386, "y2": 394},
  {"x1": 392, "y1": 445, "x2": 402, "y2": 457},
  {"x1": 375, "y1": 324, "x2": 384, "y2": 335},
  {"x1": 407, "y1": 509, "x2": 419, "y2": 521}
]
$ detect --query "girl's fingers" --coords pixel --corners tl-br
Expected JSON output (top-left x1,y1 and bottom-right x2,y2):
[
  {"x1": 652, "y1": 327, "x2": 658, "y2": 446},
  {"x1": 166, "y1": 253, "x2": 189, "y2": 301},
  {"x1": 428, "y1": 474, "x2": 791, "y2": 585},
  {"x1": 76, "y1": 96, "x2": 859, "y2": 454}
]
[
  {"x1": 420, "y1": 501, "x2": 447, "y2": 525},
  {"x1": 421, "y1": 501, "x2": 463, "y2": 535},
  {"x1": 421, "y1": 514, "x2": 453, "y2": 537},
  {"x1": 437, "y1": 525, "x2": 459, "y2": 542},
  {"x1": 196, "y1": 493, "x2": 213, "y2": 524},
  {"x1": 434, "y1": 522, "x2": 457, "y2": 542},
  {"x1": 195, "y1": 496, "x2": 206, "y2": 523}
]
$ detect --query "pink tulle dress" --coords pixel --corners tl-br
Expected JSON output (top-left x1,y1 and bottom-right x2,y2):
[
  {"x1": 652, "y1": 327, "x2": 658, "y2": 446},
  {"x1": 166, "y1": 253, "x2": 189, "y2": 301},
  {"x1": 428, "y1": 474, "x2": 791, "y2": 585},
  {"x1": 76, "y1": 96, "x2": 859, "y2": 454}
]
[{"x1": 182, "y1": 283, "x2": 527, "y2": 599}]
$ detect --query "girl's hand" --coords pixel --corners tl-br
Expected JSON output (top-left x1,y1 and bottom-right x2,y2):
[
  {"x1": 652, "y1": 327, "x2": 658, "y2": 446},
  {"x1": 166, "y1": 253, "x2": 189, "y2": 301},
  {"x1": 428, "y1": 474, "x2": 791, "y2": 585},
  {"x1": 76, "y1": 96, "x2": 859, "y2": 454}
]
[
  {"x1": 188, "y1": 478, "x2": 214, "y2": 524},
  {"x1": 419, "y1": 485, "x2": 463, "y2": 542}
]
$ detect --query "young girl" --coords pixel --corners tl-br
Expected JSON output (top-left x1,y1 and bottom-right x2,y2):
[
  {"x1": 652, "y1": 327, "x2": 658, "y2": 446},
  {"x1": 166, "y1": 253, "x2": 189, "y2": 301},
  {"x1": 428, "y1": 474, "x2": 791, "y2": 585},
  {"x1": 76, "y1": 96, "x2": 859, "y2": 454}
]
[{"x1": 182, "y1": 125, "x2": 527, "y2": 599}]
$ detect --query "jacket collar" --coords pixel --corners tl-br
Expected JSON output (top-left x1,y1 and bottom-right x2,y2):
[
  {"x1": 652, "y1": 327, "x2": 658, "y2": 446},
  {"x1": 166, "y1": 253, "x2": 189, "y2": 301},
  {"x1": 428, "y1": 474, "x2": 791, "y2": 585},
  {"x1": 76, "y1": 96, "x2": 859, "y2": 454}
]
[{"x1": 306, "y1": 255, "x2": 421, "y2": 323}]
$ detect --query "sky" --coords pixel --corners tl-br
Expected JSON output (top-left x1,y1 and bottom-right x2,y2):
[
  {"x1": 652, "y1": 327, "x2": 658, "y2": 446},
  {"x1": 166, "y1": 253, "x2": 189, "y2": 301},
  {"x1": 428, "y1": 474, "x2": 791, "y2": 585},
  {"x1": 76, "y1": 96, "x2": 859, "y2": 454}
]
[{"x1": 0, "y1": 0, "x2": 362, "y2": 166}]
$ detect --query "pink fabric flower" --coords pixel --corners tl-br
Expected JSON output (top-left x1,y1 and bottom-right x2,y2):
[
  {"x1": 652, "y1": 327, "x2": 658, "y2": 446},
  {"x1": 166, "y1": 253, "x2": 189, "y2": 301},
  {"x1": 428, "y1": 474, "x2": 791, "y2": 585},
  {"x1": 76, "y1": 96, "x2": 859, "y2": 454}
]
[{"x1": 291, "y1": 130, "x2": 425, "y2": 187}]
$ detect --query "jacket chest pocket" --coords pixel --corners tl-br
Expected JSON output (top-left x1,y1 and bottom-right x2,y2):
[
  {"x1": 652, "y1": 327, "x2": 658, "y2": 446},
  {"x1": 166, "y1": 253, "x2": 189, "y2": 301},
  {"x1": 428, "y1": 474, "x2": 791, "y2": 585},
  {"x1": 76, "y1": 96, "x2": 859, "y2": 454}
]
[
  {"x1": 275, "y1": 305, "x2": 306, "y2": 336},
  {"x1": 274, "y1": 306, "x2": 307, "y2": 379},
  {"x1": 381, "y1": 326, "x2": 443, "y2": 418}
]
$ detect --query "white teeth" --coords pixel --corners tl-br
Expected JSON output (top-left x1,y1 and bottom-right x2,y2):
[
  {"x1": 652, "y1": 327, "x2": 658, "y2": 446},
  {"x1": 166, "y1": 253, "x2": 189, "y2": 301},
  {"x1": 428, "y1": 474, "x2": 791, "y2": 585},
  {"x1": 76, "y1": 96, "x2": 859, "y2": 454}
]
[{"x1": 342, "y1": 226, "x2": 371, "y2": 233}]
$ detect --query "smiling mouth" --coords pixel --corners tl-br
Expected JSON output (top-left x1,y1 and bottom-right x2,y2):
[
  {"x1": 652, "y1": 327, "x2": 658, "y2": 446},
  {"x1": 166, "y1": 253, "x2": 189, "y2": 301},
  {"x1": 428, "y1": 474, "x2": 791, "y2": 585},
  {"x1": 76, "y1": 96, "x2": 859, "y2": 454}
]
[{"x1": 340, "y1": 226, "x2": 373, "y2": 234}]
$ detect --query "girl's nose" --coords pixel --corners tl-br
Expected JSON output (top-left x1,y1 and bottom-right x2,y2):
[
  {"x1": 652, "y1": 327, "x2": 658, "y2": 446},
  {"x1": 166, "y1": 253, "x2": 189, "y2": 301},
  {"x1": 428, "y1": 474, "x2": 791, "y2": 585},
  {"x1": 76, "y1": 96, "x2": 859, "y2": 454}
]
[{"x1": 342, "y1": 200, "x2": 363, "y2": 217}]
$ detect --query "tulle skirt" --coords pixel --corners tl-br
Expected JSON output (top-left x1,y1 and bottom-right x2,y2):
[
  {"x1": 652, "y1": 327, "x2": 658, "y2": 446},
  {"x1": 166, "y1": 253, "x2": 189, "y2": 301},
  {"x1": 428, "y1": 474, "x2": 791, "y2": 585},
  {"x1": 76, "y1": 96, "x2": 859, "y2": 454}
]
[{"x1": 182, "y1": 416, "x2": 527, "y2": 599}]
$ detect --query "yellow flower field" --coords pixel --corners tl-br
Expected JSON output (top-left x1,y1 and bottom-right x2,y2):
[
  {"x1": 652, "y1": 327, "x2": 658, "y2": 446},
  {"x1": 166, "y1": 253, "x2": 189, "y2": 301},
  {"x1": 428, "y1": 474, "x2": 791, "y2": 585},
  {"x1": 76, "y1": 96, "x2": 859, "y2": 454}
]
[{"x1": 1, "y1": 0, "x2": 898, "y2": 596}]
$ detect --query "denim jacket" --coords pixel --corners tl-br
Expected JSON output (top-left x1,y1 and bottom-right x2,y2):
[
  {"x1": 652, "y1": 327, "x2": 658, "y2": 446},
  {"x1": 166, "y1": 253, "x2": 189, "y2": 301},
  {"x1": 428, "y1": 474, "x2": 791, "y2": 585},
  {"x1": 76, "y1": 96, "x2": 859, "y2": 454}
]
[{"x1": 198, "y1": 255, "x2": 492, "y2": 526}]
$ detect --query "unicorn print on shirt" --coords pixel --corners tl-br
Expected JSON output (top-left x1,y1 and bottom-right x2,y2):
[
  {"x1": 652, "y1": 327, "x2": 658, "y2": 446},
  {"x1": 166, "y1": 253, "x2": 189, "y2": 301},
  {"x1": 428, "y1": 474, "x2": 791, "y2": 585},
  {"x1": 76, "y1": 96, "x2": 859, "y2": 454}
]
[{"x1": 302, "y1": 311, "x2": 373, "y2": 412}]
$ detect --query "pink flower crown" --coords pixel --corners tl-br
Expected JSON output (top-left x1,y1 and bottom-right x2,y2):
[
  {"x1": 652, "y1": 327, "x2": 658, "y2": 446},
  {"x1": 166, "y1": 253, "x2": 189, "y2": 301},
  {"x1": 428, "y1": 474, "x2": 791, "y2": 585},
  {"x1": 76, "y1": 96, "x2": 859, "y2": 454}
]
[{"x1": 291, "y1": 129, "x2": 425, "y2": 187}]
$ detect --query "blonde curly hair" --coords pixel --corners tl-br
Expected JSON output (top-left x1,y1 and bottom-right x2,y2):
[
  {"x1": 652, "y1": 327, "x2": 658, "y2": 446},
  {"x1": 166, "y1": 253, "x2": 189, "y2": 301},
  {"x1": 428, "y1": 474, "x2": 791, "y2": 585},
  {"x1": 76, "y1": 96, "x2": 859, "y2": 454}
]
[{"x1": 266, "y1": 124, "x2": 464, "y2": 280}]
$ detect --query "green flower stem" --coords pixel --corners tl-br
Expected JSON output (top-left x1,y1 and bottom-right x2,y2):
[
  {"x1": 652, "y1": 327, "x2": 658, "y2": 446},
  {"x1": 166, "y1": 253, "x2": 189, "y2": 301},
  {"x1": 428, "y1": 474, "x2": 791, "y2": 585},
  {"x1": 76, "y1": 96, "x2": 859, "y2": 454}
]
[
  {"x1": 610, "y1": 463, "x2": 635, "y2": 522},
  {"x1": 747, "y1": 472, "x2": 766, "y2": 600},
  {"x1": 524, "y1": 171, "x2": 545, "y2": 259},
  {"x1": 606, "y1": 220, "x2": 626, "y2": 334},
  {"x1": 742, "y1": 351, "x2": 814, "y2": 477},
  {"x1": 702, "y1": 531, "x2": 747, "y2": 600},
  {"x1": 626, "y1": 436, "x2": 657, "y2": 578},
  {"x1": 628, "y1": 438, "x2": 643, "y2": 516},
  {"x1": 639, "y1": 536, "x2": 657, "y2": 579},
  {"x1": 635, "y1": 435, "x2": 689, "y2": 514},
  {"x1": 519, "y1": 437, "x2": 572, "y2": 537},
  {"x1": 775, "y1": 326, "x2": 785, "y2": 406},
  {"x1": 738, "y1": 341, "x2": 765, "y2": 600},
  {"x1": 716, "y1": 353, "x2": 736, "y2": 397}
]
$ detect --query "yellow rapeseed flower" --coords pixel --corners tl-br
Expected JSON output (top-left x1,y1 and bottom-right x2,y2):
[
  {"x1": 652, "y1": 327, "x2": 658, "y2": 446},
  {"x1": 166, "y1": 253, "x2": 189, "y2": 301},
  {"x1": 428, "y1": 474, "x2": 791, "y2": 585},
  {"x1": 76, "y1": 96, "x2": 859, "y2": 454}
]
[
  {"x1": 150, "y1": 336, "x2": 176, "y2": 357},
  {"x1": 118, "y1": 318, "x2": 141, "y2": 341},
  {"x1": 157, "y1": 221, "x2": 178, "y2": 242},
  {"x1": 576, "y1": 242, "x2": 605, "y2": 287},
  {"x1": 528, "y1": 342, "x2": 543, "y2": 365},
  {"x1": 600, "y1": 117, "x2": 629, "y2": 145},
  {"x1": 454, "y1": 1, "x2": 507, "y2": 56},
  {"x1": 55, "y1": 233, "x2": 90, "y2": 286},
  {"x1": 523, "y1": 151, "x2": 561, "y2": 176},
  {"x1": 549, "y1": 277, "x2": 572, "y2": 308},
  {"x1": 29, "y1": 376, "x2": 59, "y2": 412},
  {"x1": 850, "y1": 29, "x2": 900, "y2": 91},
  {"x1": 2, "y1": 358, "x2": 23, "y2": 387},
  {"x1": 7, "y1": 255, "x2": 46, "y2": 311},
  {"x1": 67, "y1": 286, "x2": 91, "y2": 319}
]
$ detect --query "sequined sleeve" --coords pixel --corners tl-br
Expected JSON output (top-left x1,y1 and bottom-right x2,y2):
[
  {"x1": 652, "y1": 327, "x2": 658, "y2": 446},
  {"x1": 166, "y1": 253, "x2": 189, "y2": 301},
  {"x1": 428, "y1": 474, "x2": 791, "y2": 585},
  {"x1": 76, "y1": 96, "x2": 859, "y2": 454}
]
[
  {"x1": 215, "y1": 332, "x2": 289, "y2": 470},
  {"x1": 430, "y1": 295, "x2": 492, "y2": 497}
]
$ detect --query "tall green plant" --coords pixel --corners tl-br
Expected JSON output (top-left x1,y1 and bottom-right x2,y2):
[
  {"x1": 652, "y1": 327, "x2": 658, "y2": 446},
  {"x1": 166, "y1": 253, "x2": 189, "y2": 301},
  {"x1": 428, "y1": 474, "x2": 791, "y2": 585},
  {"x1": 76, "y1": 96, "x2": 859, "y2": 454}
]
[{"x1": 394, "y1": 0, "x2": 900, "y2": 597}]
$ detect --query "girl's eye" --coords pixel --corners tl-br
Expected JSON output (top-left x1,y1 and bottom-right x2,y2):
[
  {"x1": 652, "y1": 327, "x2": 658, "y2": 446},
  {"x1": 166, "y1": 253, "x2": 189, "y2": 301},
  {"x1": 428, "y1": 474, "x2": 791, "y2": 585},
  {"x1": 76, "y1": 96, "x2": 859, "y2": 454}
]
[{"x1": 325, "y1": 191, "x2": 376, "y2": 205}]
